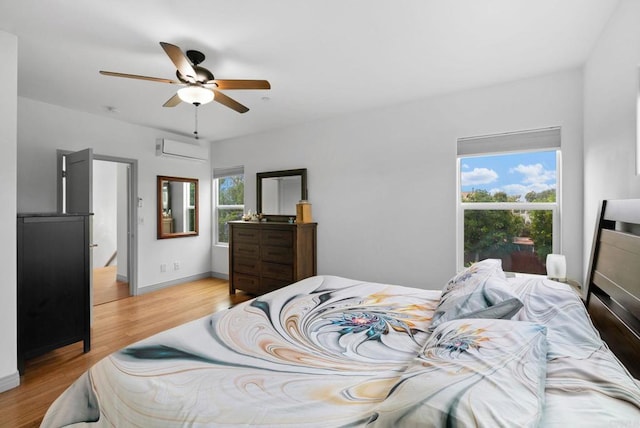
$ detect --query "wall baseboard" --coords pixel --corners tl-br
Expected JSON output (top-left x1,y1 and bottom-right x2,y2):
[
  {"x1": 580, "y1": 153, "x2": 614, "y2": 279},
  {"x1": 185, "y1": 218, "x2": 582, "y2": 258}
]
[
  {"x1": 116, "y1": 274, "x2": 128, "y2": 283},
  {"x1": 210, "y1": 271, "x2": 229, "y2": 280},
  {"x1": 137, "y1": 272, "x2": 217, "y2": 296},
  {"x1": 0, "y1": 370, "x2": 20, "y2": 393}
]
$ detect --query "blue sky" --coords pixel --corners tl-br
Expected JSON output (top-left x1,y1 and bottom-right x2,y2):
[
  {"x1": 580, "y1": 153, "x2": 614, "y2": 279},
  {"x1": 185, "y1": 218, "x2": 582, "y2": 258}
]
[{"x1": 460, "y1": 151, "x2": 556, "y2": 198}]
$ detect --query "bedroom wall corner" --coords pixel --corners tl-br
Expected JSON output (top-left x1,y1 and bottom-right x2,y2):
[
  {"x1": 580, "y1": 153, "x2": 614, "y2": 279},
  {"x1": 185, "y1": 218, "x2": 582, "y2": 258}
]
[
  {"x1": 583, "y1": 0, "x2": 640, "y2": 281},
  {"x1": 0, "y1": 30, "x2": 20, "y2": 392}
]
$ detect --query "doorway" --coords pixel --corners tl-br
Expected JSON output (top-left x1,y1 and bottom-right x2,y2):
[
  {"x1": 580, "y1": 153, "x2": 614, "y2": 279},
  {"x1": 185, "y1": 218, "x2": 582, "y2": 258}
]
[
  {"x1": 92, "y1": 160, "x2": 131, "y2": 305},
  {"x1": 57, "y1": 150, "x2": 138, "y2": 306}
]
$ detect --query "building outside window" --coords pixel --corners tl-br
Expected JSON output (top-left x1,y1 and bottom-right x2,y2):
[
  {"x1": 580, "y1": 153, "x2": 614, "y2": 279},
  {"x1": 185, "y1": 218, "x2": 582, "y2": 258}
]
[
  {"x1": 214, "y1": 166, "x2": 244, "y2": 245},
  {"x1": 457, "y1": 128, "x2": 560, "y2": 274}
]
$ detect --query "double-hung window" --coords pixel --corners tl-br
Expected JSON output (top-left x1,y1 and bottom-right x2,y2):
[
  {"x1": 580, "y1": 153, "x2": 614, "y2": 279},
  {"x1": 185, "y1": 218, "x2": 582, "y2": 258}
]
[
  {"x1": 214, "y1": 166, "x2": 244, "y2": 245},
  {"x1": 457, "y1": 128, "x2": 561, "y2": 274}
]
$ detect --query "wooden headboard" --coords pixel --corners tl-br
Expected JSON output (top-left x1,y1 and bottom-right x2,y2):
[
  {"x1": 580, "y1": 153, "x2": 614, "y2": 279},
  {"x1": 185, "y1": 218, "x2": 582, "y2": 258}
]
[{"x1": 586, "y1": 199, "x2": 640, "y2": 379}]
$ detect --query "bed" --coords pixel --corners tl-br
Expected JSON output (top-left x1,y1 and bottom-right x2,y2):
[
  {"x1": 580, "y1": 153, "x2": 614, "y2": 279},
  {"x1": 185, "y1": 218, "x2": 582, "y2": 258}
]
[
  {"x1": 41, "y1": 200, "x2": 640, "y2": 427},
  {"x1": 585, "y1": 198, "x2": 640, "y2": 380}
]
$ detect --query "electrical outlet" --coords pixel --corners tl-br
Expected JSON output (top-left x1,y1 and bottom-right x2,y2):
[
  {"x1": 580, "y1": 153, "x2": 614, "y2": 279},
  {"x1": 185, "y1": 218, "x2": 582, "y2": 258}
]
[
  {"x1": 174, "y1": 261, "x2": 180, "y2": 271},
  {"x1": 160, "y1": 264, "x2": 166, "y2": 272}
]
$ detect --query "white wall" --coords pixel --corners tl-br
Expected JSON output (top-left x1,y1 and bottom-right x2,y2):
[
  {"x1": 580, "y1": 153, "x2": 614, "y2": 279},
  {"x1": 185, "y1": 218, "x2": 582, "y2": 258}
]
[
  {"x1": 212, "y1": 69, "x2": 584, "y2": 288},
  {"x1": 0, "y1": 30, "x2": 19, "y2": 392},
  {"x1": 583, "y1": 0, "x2": 640, "y2": 274},
  {"x1": 17, "y1": 98, "x2": 213, "y2": 290},
  {"x1": 93, "y1": 160, "x2": 118, "y2": 268}
]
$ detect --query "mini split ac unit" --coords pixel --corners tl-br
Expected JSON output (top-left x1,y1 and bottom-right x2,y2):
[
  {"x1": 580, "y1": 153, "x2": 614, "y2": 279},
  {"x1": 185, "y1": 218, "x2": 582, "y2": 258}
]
[{"x1": 155, "y1": 139, "x2": 209, "y2": 161}]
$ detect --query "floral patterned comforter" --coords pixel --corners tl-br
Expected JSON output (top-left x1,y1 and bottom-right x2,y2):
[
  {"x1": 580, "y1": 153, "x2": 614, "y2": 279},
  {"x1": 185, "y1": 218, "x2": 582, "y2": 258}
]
[{"x1": 41, "y1": 275, "x2": 640, "y2": 427}]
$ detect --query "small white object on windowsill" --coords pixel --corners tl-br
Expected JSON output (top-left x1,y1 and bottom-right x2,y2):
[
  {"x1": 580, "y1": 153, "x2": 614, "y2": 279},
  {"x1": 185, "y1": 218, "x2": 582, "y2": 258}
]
[{"x1": 546, "y1": 254, "x2": 567, "y2": 282}]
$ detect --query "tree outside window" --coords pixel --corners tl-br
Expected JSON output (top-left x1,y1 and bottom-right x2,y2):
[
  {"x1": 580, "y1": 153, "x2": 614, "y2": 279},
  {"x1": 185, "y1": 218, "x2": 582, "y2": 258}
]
[{"x1": 215, "y1": 174, "x2": 244, "y2": 244}]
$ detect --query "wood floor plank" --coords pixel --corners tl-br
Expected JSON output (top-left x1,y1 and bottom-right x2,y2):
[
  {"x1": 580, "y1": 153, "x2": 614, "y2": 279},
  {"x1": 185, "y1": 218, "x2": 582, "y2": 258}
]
[
  {"x1": 0, "y1": 278, "x2": 252, "y2": 427},
  {"x1": 93, "y1": 265, "x2": 130, "y2": 305}
]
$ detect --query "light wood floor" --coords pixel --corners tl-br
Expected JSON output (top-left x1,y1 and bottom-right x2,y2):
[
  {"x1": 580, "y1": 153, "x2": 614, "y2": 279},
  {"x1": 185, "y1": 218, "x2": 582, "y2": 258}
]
[
  {"x1": 93, "y1": 265, "x2": 129, "y2": 306},
  {"x1": 0, "y1": 277, "x2": 252, "y2": 428}
]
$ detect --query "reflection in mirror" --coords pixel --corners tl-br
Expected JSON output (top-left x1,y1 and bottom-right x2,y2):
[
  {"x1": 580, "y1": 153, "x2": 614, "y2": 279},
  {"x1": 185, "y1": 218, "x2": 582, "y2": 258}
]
[
  {"x1": 261, "y1": 176, "x2": 302, "y2": 214},
  {"x1": 157, "y1": 176, "x2": 199, "y2": 239},
  {"x1": 257, "y1": 169, "x2": 307, "y2": 220}
]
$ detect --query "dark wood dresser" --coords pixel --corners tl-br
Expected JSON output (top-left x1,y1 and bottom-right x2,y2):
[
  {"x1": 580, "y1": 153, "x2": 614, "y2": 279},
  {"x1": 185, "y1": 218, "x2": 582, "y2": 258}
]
[
  {"x1": 17, "y1": 213, "x2": 91, "y2": 374},
  {"x1": 229, "y1": 221, "x2": 317, "y2": 295}
]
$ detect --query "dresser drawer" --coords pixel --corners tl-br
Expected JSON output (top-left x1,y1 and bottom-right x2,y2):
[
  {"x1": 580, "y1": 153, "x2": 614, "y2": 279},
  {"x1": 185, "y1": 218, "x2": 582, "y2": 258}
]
[
  {"x1": 261, "y1": 245, "x2": 293, "y2": 264},
  {"x1": 232, "y1": 227, "x2": 260, "y2": 243},
  {"x1": 233, "y1": 273, "x2": 261, "y2": 295},
  {"x1": 261, "y1": 261, "x2": 293, "y2": 281},
  {"x1": 233, "y1": 257, "x2": 260, "y2": 275},
  {"x1": 261, "y1": 229, "x2": 293, "y2": 247},
  {"x1": 262, "y1": 277, "x2": 292, "y2": 292},
  {"x1": 233, "y1": 242, "x2": 259, "y2": 259}
]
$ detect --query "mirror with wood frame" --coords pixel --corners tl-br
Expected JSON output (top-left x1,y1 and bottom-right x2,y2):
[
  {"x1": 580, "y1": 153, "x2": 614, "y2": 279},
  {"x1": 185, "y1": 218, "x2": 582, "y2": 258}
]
[
  {"x1": 157, "y1": 175, "x2": 199, "y2": 239},
  {"x1": 257, "y1": 168, "x2": 307, "y2": 221}
]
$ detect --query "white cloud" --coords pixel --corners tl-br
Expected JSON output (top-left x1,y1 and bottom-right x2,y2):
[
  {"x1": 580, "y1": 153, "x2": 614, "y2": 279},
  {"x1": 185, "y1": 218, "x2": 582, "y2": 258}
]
[
  {"x1": 483, "y1": 163, "x2": 556, "y2": 198},
  {"x1": 510, "y1": 163, "x2": 556, "y2": 185},
  {"x1": 463, "y1": 161, "x2": 556, "y2": 199},
  {"x1": 461, "y1": 168, "x2": 498, "y2": 186}
]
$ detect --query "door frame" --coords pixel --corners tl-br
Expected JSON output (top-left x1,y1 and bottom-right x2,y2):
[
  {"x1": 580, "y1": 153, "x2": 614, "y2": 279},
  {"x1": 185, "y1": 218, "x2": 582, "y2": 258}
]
[{"x1": 57, "y1": 150, "x2": 139, "y2": 296}]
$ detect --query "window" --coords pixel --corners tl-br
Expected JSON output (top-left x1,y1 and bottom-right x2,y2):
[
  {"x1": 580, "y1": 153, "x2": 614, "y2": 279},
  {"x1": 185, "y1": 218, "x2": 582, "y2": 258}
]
[
  {"x1": 185, "y1": 180, "x2": 197, "y2": 232},
  {"x1": 457, "y1": 128, "x2": 560, "y2": 274},
  {"x1": 214, "y1": 166, "x2": 244, "y2": 245}
]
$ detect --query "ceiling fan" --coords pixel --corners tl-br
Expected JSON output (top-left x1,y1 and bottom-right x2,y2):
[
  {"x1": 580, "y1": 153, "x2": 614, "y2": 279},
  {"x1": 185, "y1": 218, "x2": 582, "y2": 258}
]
[{"x1": 100, "y1": 42, "x2": 270, "y2": 114}]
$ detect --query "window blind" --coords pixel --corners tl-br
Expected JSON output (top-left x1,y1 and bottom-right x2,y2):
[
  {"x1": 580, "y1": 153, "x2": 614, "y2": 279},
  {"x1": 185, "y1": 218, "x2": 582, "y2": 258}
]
[
  {"x1": 457, "y1": 127, "x2": 561, "y2": 156},
  {"x1": 213, "y1": 166, "x2": 244, "y2": 179}
]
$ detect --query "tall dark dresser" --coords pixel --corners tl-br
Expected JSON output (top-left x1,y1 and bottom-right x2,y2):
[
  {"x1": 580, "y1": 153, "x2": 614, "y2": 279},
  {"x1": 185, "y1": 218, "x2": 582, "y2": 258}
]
[
  {"x1": 17, "y1": 213, "x2": 91, "y2": 374},
  {"x1": 229, "y1": 221, "x2": 317, "y2": 295}
]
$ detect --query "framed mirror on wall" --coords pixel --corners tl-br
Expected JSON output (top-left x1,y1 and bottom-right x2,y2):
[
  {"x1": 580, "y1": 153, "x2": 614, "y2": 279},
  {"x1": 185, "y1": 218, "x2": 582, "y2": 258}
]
[
  {"x1": 157, "y1": 175, "x2": 199, "y2": 239},
  {"x1": 257, "y1": 168, "x2": 307, "y2": 221}
]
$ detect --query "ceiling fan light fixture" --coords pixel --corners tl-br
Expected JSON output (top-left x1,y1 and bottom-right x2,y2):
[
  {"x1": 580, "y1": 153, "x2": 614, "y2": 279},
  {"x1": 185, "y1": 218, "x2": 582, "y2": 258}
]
[{"x1": 177, "y1": 86, "x2": 214, "y2": 105}]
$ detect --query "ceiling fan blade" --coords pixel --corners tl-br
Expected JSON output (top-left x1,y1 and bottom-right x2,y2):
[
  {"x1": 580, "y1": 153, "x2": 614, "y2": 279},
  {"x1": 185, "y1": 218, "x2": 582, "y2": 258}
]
[
  {"x1": 160, "y1": 42, "x2": 197, "y2": 83},
  {"x1": 163, "y1": 93, "x2": 182, "y2": 107},
  {"x1": 213, "y1": 90, "x2": 249, "y2": 113},
  {"x1": 207, "y1": 79, "x2": 271, "y2": 90},
  {"x1": 100, "y1": 70, "x2": 179, "y2": 84}
]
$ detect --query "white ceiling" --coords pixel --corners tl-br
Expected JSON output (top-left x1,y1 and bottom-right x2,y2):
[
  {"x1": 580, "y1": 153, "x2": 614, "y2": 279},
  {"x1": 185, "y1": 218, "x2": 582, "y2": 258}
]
[{"x1": 0, "y1": 0, "x2": 619, "y2": 143}]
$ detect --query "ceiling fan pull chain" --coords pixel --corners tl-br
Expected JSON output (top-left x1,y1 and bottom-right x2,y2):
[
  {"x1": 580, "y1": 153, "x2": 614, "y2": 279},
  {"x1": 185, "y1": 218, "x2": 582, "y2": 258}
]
[{"x1": 193, "y1": 102, "x2": 200, "y2": 139}]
